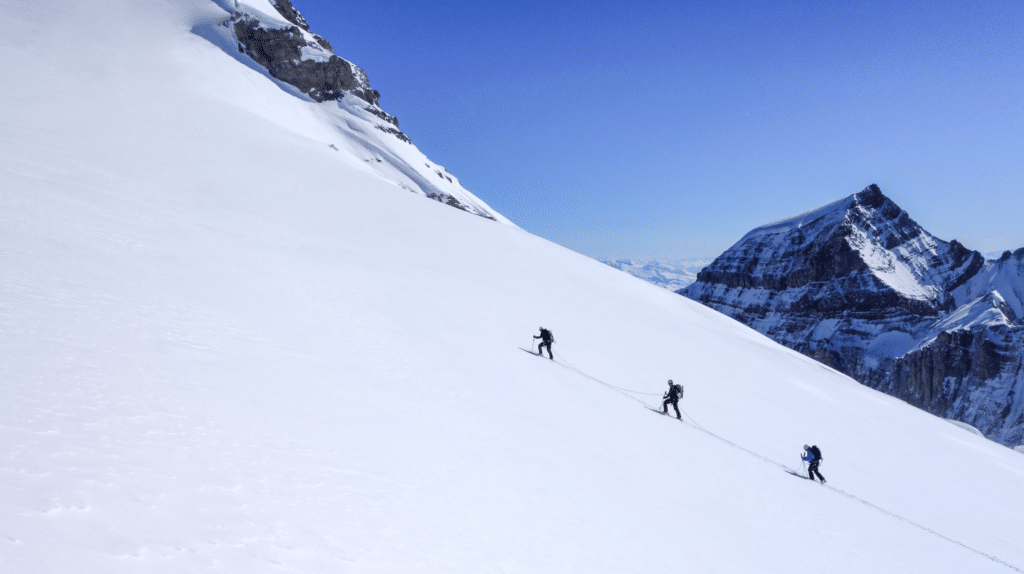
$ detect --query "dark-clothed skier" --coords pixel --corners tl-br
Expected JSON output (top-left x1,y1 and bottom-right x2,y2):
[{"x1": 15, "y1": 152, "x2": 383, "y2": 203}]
[
  {"x1": 534, "y1": 327, "x2": 554, "y2": 360},
  {"x1": 802, "y1": 445, "x2": 826, "y2": 483},
  {"x1": 662, "y1": 379, "x2": 683, "y2": 419}
]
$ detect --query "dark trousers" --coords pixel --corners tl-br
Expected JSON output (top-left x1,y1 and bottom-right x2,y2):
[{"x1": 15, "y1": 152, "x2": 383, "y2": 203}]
[
  {"x1": 662, "y1": 399, "x2": 680, "y2": 419},
  {"x1": 808, "y1": 461, "x2": 825, "y2": 482},
  {"x1": 538, "y1": 341, "x2": 552, "y2": 359}
]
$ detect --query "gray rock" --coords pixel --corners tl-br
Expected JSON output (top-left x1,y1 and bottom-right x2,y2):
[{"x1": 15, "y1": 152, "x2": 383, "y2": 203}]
[
  {"x1": 681, "y1": 184, "x2": 1024, "y2": 447},
  {"x1": 203, "y1": 1, "x2": 497, "y2": 221},
  {"x1": 232, "y1": 14, "x2": 379, "y2": 105},
  {"x1": 270, "y1": 0, "x2": 309, "y2": 30}
]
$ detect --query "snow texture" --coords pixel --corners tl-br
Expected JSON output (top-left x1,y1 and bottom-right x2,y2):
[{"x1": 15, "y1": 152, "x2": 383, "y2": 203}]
[{"x1": 1, "y1": 2, "x2": 1024, "y2": 573}]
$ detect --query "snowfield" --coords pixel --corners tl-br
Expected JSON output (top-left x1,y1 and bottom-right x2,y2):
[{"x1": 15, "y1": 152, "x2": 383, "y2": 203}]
[{"x1": 1, "y1": 1, "x2": 1023, "y2": 573}]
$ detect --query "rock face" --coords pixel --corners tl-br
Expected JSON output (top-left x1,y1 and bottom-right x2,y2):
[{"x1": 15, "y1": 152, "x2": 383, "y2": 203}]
[
  {"x1": 681, "y1": 185, "x2": 1024, "y2": 447},
  {"x1": 199, "y1": 1, "x2": 505, "y2": 222},
  {"x1": 229, "y1": 3, "x2": 381, "y2": 106},
  {"x1": 233, "y1": 15, "x2": 379, "y2": 104}
]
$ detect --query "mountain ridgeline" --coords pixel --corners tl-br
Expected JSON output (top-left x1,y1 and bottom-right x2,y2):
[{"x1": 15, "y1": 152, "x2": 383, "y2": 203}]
[
  {"x1": 204, "y1": 0, "x2": 504, "y2": 221},
  {"x1": 601, "y1": 259, "x2": 712, "y2": 291},
  {"x1": 682, "y1": 185, "x2": 1024, "y2": 447}
]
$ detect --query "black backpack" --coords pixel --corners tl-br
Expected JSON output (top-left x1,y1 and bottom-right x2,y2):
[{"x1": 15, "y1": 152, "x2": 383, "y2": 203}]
[{"x1": 809, "y1": 445, "x2": 822, "y2": 461}]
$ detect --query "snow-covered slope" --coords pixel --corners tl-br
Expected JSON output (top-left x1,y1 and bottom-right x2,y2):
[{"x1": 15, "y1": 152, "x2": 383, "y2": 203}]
[
  {"x1": 602, "y1": 258, "x2": 712, "y2": 291},
  {"x1": 190, "y1": 0, "x2": 509, "y2": 222},
  {"x1": 2, "y1": 2, "x2": 1024, "y2": 573},
  {"x1": 682, "y1": 185, "x2": 1024, "y2": 447}
]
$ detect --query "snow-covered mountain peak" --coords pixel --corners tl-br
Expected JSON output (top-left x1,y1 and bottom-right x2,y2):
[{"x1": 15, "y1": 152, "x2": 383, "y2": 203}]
[
  {"x1": 696, "y1": 184, "x2": 982, "y2": 315},
  {"x1": 953, "y1": 248, "x2": 1024, "y2": 320},
  {"x1": 683, "y1": 184, "x2": 1024, "y2": 446}
]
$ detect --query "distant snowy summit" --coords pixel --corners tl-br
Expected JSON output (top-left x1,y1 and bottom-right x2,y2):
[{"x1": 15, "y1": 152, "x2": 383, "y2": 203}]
[
  {"x1": 601, "y1": 258, "x2": 712, "y2": 291},
  {"x1": 199, "y1": 0, "x2": 509, "y2": 223},
  {"x1": 682, "y1": 184, "x2": 1024, "y2": 447}
]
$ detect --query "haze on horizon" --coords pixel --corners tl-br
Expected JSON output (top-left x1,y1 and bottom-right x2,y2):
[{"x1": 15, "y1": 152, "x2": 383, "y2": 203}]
[{"x1": 300, "y1": 0, "x2": 1024, "y2": 261}]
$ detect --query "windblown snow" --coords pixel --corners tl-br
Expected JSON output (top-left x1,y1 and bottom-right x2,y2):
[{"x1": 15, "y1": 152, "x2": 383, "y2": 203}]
[{"x1": 1, "y1": 1, "x2": 1023, "y2": 573}]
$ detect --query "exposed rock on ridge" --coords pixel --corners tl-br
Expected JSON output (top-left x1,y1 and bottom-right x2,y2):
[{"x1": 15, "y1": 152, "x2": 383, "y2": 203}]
[
  {"x1": 201, "y1": 1, "x2": 506, "y2": 222},
  {"x1": 269, "y1": 0, "x2": 310, "y2": 31},
  {"x1": 682, "y1": 185, "x2": 1024, "y2": 447},
  {"x1": 230, "y1": 9, "x2": 380, "y2": 105}
]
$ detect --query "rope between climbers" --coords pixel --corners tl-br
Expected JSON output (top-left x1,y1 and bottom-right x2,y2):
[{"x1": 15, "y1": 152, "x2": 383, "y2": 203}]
[
  {"x1": 549, "y1": 349, "x2": 1023, "y2": 573},
  {"x1": 553, "y1": 351, "x2": 663, "y2": 396}
]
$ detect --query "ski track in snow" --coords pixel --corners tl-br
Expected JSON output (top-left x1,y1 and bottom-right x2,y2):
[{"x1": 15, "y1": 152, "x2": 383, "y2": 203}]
[
  {"x1": 2, "y1": 1, "x2": 1024, "y2": 573},
  {"x1": 554, "y1": 353, "x2": 1024, "y2": 572}
]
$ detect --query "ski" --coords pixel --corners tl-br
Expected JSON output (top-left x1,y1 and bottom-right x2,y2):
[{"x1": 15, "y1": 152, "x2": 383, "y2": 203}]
[
  {"x1": 519, "y1": 347, "x2": 554, "y2": 360},
  {"x1": 645, "y1": 407, "x2": 681, "y2": 421}
]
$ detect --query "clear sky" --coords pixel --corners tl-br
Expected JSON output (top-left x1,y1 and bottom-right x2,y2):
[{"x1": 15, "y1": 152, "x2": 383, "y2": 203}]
[{"x1": 296, "y1": 0, "x2": 1024, "y2": 261}]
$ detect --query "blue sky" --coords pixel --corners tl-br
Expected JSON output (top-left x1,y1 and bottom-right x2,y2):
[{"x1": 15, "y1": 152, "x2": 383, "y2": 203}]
[{"x1": 297, "y1": 0, "x2": 1024, "y2": 260}]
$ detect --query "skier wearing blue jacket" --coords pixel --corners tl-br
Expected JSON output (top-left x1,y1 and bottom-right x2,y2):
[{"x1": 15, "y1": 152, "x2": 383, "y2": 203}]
[{"x1": 802, "y1": 445, "x2": 826, "y2": 483}]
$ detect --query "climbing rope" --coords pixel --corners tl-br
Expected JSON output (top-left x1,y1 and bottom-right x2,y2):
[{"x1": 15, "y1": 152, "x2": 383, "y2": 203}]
[
  {"x1": 541, "y1": 348, "x2": 1023, "y2": 573},
  {"x1": 553, "y1": 350, "x2": 663, "y2": 396}
]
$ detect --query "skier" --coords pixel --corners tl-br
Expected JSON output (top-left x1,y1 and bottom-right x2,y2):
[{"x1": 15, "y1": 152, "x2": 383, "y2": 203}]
[
  {"x1": 533, "y1": 327, "x2": 554, "y2": 360},
  {"x1": 802, "y1": 445, "x2": 826, "y2": 483},
  {"x1": 662, "y1": 379, "x2": 683, "y2": 419}
]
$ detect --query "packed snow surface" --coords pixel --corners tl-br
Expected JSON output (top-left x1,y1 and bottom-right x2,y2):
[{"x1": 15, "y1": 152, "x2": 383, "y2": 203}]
[{"x1": 2, "y1": 1, "x2": 1023, "y2": 573}]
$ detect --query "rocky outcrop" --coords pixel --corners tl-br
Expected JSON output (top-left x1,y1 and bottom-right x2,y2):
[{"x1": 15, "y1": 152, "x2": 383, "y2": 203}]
[
  {"x1": 874, "y1": 326, "x2": 1024, "y2": 444},
  {"x1": 269, "y1": 0, "x2": 310, "y2": 31},
  {"x1": 231, "y1": 11, "x2": 380, "y2": 105},
  {"x1": 682, "y1": 185, "x2": 1024, "y2": 447},
  {"x1": 198, "y1": 1, "x2": 509, "y2": 222}
]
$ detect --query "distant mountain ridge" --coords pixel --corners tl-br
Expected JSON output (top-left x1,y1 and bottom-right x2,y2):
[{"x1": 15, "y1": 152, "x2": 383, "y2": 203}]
[
  {"x1": 601, "y1": 258, "x2": 712, "y2": 291},
  {"x1": 682, "y1": 184, "x2": 1024, "y2": 447}
]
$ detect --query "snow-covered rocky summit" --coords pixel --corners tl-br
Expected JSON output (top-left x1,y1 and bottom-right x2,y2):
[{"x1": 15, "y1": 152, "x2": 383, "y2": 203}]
[
  {"x1": 230, "y1": 0, "x2": 379, "y2": 105},
  {"x1": 197, "y1": 0, "x2": 508, "y2": 222},
  {"x1": 682, "y1": 184, "x2": 1024, "y2": 447}
]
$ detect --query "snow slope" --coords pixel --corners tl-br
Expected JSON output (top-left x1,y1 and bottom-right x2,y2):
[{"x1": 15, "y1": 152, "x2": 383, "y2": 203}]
[{"x1": 2, "y1": 1, "x2": 1024, "y2": 573}]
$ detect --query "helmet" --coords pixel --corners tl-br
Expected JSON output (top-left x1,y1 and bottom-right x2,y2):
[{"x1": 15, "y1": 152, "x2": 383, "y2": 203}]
[
  {"x1": 667, "y1": 379, "x2": 674, "y2": 384},
  {"x1": 803, "y1": 445, "x2": 810, "y2": 451}
]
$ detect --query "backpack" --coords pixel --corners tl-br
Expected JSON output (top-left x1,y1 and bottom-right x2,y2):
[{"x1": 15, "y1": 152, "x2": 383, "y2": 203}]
[{"x1": 809, "y1": 445, "x2": 822, "y2": 461}]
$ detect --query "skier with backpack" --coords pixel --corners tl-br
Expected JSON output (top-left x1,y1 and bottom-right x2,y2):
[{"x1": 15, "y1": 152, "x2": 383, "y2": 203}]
[
  {"x1": 802, "y1": 445, "x2": 826, "y2": 483},
  {"x1": 533, "y1": 327, "x2": 554, "y2": 360},
  {"x1": 662, "y1": 380, "x2": 683, "y2": 419}
]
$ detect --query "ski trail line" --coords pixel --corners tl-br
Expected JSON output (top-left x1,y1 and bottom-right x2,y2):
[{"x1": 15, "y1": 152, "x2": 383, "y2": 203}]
[{"x1": 548, "y1": 350, "x2": 1024, "y2": 573}]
